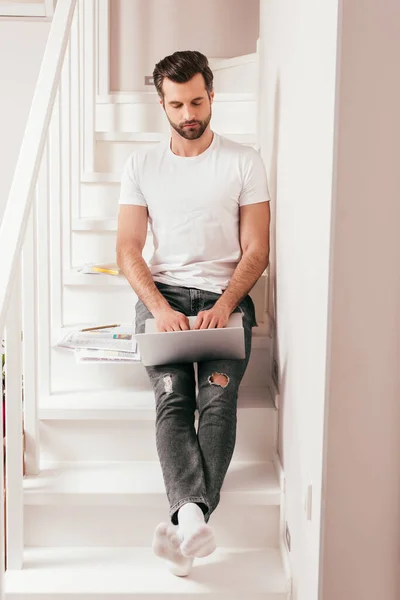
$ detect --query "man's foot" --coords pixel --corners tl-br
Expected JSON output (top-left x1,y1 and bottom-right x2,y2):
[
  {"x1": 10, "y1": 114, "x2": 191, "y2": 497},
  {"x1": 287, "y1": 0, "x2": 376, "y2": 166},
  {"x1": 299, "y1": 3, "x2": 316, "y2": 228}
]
[
  {"x1": 152, "y1": 522, "x2": 194, "y2": 577},
  {"x1": 177, "y1": 503, "x2": 217, "y2": 558}
]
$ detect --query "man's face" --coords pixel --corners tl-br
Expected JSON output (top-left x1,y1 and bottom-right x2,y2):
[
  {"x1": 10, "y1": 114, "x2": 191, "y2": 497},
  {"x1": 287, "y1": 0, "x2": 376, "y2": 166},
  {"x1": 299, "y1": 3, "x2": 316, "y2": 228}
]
[{"x1": 161, "y1": 72, "x2": 214, "y2": 140}]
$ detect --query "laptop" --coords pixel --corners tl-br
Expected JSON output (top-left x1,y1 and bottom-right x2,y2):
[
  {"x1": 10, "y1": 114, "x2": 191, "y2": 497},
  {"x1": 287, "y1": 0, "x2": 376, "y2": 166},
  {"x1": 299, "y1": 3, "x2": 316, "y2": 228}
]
[{"x1": 136, "y1": 312, "x2": 245, "y2": 366}]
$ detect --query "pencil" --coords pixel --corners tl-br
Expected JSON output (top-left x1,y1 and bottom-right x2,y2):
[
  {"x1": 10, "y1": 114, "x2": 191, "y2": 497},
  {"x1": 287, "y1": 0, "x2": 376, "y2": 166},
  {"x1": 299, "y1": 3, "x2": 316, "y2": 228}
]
[
  {"x1": 92, "y1": 267, "x2": 120, "y2": 275},
  {"x1": 80, "y1": 324, "x2": 120, "y2": 332}
]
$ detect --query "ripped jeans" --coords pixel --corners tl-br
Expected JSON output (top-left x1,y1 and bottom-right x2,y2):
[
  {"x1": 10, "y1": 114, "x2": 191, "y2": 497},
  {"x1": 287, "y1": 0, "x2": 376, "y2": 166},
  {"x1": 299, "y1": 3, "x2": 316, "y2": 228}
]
[{"x1": 135, "y1": 281, "x2": 257, "y2": 525}]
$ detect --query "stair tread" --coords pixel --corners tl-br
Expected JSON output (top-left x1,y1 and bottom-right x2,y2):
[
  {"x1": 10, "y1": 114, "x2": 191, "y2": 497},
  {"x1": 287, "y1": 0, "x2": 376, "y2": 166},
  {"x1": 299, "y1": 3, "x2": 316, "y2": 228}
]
[
  {"x1": 39, "y1": 385, "x2": 275, "y2": 419},
  {"x1": 64, "y1": 267, "x2": 268, "y2": 284},
  {"x1": 5, "y1": 546, "x2": 289, "y2": 596},
  {"x1": 24, "y1": 460, "x2": 280, "y2": 505}
]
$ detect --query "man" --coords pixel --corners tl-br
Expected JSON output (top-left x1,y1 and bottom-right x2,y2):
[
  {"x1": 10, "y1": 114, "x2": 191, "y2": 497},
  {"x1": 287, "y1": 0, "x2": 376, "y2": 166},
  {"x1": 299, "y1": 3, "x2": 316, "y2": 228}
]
[{"x1": 116, "y1": 50, "x2": 270, "y2": 576}]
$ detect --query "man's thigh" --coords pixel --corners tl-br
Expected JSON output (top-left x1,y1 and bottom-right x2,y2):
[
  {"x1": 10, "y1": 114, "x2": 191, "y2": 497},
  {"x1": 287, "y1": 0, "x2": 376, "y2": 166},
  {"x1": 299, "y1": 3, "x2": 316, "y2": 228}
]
[
  {"x1": 134, "y1": 286, "x2": 196, "y2": 394},
  {"x1": 196, "y1": 293, "x2": 256, "y2": 391}
]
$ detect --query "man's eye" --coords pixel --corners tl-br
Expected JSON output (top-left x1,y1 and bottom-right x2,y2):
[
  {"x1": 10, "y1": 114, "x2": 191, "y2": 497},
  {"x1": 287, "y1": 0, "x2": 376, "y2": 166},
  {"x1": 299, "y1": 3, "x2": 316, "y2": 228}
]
[{"x1": 193, "y1": 102, "x2": 201, "y2": 106}]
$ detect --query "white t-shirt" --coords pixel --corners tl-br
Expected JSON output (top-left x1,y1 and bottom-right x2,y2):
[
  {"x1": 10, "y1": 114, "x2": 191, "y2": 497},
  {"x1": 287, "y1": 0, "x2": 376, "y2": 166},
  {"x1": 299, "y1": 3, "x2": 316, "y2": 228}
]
[{"x1": 118, "y1": 132, "x2": 270, "y2": 294}]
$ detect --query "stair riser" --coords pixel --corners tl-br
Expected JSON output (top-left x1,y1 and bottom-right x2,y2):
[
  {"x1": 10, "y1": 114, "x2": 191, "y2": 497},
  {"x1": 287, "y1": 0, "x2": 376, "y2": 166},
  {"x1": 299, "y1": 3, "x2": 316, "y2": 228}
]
[
  {"x1": 212, "y1": 61, "x2": 258, "y2": 92},
  {"x1": 71, "y1": 230, "x2": 154, "y2": 266},
  {"x1": 96, "y1": 101, "x2": 256, "y2": 134},
  {"x1": 50, "y1": 345, "x2": 272, "y2": 393},
  {"x1": 24, "y1": 503, "x2": 280, "y2": 548},
  {"x1": 39, "y1": 410, "x2": 277, "y2": 463},
  {"x1": 80, "y1": 182, "x2": 119, "y2": 216}
]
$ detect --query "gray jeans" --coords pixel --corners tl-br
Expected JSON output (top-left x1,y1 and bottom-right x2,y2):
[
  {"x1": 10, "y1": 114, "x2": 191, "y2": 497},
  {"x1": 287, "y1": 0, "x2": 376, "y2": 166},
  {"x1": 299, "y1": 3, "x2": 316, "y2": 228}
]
[{"x1": 135, "y1": 281, "x2": 257, "y2": 525}]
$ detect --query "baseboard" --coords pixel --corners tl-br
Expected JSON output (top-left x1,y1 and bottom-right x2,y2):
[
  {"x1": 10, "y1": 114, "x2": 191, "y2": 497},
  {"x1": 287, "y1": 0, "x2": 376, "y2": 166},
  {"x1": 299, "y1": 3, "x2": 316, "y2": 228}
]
[
  {"x1": 265, "y1": 312, "x2": 280, "y2": 409},
  {"x1": 273, "y1": 451, "x2": 292, "y2": 599}
]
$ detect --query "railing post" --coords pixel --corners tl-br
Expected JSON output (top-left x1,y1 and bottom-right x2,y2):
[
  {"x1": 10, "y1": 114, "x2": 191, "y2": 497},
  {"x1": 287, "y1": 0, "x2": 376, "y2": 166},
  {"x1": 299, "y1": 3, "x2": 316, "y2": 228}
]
[
  {"x1": 5, "y1": 264, "x2": 24, "y2": 570},
  {"x1": 22, "y1": 200, "x2": 40, "y2": 476},
  {"x1": 80, "y1": 0, "x2": 96, "y2": 173},
  {"x1": 97, "y1": 0, "x2": 110, "y2": 98},
  {"x1": 0, "y1": 332, "x2": 4, "y2": 597}
]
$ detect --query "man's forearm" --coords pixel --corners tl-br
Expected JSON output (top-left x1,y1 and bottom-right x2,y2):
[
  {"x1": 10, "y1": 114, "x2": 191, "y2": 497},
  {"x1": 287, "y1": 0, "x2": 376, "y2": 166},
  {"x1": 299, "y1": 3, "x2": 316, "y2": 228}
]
[
  {"x1": 117, "y1": 247, "x2": 170, "y2": 314},
  {"x1": 215, "y1": 250, "x2": 269, "y2": 313}
]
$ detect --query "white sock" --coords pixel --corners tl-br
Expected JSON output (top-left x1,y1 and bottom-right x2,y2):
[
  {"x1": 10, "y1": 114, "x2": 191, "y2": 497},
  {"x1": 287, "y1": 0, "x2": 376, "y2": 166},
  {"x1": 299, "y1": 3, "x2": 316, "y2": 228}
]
[
  {"x1": 177, "y1": 503, "x2": 216, "y2": 558},
  {"x1": 152, "y1": 522, "x2": 194, "y2": 577}
]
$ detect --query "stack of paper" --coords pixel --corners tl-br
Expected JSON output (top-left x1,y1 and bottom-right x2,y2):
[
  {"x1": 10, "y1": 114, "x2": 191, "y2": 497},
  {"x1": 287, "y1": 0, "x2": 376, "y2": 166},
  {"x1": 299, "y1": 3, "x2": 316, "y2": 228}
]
[{"x1": 54, "y1": 325, "x2": 141, "y2": 363}]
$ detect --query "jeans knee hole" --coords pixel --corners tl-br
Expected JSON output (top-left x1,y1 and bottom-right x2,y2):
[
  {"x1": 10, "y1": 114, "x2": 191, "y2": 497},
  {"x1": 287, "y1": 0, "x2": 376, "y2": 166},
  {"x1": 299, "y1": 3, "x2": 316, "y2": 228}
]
[
  {"x1": 208, "y1": 372, "x2": 229, "y2": 388},
  {"x1": 163, "y1": 374, "x2": 173, "y2": 394}
]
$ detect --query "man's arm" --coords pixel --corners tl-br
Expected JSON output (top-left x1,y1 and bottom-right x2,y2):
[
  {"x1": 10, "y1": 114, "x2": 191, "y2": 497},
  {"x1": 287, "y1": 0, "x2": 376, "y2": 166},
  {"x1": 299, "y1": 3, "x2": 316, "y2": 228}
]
[
  {"x1": 116, "y1": 205, "x2": 189, "y2": 331},
  {"x1": 217, "y1": 201, "x2": 270, "y2": 311},
  {"x1": 194, "y1": 201, "x2": 270, "y2": 329}
]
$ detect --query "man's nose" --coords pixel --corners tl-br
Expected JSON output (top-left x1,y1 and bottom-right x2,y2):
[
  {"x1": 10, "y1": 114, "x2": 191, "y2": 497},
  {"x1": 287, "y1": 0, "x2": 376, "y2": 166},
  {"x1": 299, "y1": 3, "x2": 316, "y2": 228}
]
[{"x1": 182, "y1": 106, "x2": 196, "y2": 122}]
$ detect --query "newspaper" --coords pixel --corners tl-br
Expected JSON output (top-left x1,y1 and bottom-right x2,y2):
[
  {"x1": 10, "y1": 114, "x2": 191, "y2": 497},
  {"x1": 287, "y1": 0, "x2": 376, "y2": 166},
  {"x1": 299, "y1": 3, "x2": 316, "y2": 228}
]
[
  {"x1": 55, "y1": 326, "x2": 137, "y2": 354},
  {"x1": 75, "y1": 348, "x2": 141, "y2": 364}
]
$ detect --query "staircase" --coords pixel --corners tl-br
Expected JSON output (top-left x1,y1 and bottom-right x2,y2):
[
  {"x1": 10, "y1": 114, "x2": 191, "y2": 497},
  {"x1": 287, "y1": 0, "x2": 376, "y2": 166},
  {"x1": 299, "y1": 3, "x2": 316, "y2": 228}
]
[{"x1": 1, "y1": 1, "x2": 291, "y2": 598}]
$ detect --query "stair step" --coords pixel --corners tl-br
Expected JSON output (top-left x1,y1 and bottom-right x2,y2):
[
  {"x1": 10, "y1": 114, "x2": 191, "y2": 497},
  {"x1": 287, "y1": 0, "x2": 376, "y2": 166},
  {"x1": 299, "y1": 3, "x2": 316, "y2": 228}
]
[
  {"x1": 39, "y1": 385, "x2": 275, "y2": 420},
  {"x1": 24, "y1": 460, "x2": 280, "y2": 506},
  {"x1": 81, "y1": 171, "x2": 120, "y2": 183},
  {"x1": 50, "y1": 340, "x2": 272, "y2": 392},
  {"x1": 5, "y1": 546, "x2": 289, "y2": 599},
  {"x1": 72, "y1": 217, "x2": 118, "y2": 230},
  {"x1": 64, "y1": 266, "x2": 267, "y2": 284},
  {"x1": 64, "y1": 269, "x2": 128, "y2": 285},
  {"x1": 210, "y1": 52, "x2": 257, "y2": 71}
]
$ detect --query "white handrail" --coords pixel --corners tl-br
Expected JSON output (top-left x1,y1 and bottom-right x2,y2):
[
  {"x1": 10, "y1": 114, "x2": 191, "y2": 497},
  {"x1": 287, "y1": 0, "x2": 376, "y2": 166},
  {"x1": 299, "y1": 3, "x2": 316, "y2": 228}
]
[
  {"x1": 0, "y1": 0, "x2": 77, "y2": 582},
  {"x1": 0, "y1": 0, "x2": 77, "y2": 338}
]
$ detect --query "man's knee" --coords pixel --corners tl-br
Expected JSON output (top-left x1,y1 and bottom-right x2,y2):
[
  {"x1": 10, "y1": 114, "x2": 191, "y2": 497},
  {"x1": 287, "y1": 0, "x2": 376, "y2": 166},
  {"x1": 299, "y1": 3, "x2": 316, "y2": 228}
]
[{"x1": 208, "y1": 372, "x2": 229, "y2": 388}]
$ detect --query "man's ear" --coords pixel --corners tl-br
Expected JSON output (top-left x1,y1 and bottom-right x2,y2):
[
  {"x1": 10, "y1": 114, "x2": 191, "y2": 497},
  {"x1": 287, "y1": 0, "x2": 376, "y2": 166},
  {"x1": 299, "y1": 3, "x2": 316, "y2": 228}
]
[{"x1": 210, "y1": 90, "x2": 215, "y2": 104}]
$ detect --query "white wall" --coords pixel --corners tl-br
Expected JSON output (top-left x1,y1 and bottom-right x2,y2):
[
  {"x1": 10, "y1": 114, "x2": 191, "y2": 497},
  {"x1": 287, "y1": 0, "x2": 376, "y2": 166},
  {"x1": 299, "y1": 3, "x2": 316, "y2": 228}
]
[
  {"x1": 0, "y1": 20, "x2": 50, "y2": 223},
  {"x1": 260, "y1": 0, "x2": 400, "y2": 597},
  {"x1": 320, "y1": 1, "x2": 400, "y2": 598},
  {"x1": 258, "y1": 1, "x2": 339, "y2": 598},
  {"x1": 110, "y1": 0, "x2": 260, "y2": 91}
]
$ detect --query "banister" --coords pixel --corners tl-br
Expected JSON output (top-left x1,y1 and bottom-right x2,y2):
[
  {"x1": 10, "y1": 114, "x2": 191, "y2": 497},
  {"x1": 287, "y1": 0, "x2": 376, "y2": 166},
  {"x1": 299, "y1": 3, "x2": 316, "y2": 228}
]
[
  {"x1": 0, "y1": 0, "x2": 78, "y2": 582},
  {"x1": 0, "y1": 0, "x2": 77, "y2": 339}
]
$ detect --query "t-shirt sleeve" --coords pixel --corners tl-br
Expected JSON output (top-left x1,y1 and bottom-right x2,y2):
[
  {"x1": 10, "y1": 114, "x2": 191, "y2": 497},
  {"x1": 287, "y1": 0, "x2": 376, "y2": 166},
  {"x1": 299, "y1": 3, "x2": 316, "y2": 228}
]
[
  {"x1": 118, "y1": 154, "x2": 147, "y2": 207},
  {"x1": 239, "y1": 149, "x2": 270, "y2": 207}
]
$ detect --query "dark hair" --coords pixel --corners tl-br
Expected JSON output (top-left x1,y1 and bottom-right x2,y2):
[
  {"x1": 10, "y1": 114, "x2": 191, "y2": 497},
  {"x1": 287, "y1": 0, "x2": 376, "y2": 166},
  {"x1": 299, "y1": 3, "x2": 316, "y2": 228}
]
[{"x1": 153, "y1": 50, "x2": 214, "y2": 100}]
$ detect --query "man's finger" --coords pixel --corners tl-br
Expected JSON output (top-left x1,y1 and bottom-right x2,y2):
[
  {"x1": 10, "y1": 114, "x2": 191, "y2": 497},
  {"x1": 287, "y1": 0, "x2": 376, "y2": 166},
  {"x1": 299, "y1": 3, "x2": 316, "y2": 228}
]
[
  {"x1": 200, "y1": 316, "x2": 211, "y2": 330},
  {"x1": 194, "y1": 315, "x2": 203, "y2": 330},
  {"x1": 209, "y1": 317, "x2": 218, "y2": 329},
  {"x1": 180, "y1": 319, "x2": 190, "y2": 331}
]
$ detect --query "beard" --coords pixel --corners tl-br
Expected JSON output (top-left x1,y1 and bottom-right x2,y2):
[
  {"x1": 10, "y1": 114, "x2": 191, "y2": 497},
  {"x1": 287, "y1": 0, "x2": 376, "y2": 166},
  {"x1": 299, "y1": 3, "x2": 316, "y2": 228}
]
[{"x1": 167, "y1": 109, "x2": 212, "y2": 140}]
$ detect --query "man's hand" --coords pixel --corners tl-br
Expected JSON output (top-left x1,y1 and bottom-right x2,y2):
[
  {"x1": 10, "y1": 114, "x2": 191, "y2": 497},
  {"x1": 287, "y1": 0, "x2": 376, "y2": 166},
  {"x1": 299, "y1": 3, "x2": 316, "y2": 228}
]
[
  {"x1": 154, "y1": 307, "x2": 190, "y2": 332},
  {"x1": 193, "y1": 304, "x2": 232, "y2": 330}
]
